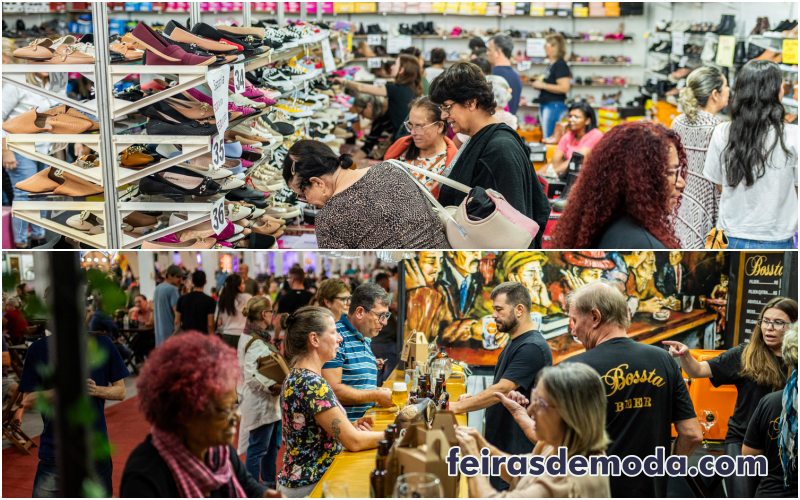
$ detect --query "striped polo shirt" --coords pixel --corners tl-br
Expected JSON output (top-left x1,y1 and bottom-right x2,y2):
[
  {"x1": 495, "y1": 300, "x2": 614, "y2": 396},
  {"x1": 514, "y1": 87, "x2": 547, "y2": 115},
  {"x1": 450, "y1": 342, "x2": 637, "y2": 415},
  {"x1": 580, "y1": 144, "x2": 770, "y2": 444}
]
[{"x1": 322, "y1": 315, "x2": 378, "y2": 421}]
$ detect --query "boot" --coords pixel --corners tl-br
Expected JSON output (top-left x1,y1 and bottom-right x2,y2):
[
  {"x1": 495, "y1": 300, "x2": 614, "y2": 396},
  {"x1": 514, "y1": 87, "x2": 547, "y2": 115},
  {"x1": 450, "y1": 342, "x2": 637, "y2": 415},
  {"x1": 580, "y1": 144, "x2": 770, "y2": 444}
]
[
  {"x1": 733, "y1": 40, "x2": 747, "y2": 66},
  {"x1": 717, "y1": 14, "x2": 736, "y2": 35},
  {"x1": 425, "y1": 21, "x2": 435, "y2": 35},
  {"x1": 357, "y1": 23, "x2": 366, "y2": 35}
]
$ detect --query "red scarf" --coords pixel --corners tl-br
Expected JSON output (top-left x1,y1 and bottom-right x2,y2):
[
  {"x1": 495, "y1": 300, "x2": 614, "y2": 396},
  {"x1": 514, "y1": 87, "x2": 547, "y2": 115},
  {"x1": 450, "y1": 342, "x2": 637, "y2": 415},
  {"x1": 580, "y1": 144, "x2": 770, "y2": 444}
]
[{"x1": 150, "y1": 426, "x2": 246, "y2": 498}]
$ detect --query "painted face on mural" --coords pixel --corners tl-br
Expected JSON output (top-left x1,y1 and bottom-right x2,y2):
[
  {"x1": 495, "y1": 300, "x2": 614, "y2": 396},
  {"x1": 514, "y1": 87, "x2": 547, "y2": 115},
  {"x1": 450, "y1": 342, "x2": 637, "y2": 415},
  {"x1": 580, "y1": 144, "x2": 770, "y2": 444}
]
[
  {"x1": 577, "y1": 267, "x2": 604, "y2": 284},
  {"x1": 669, "y1": 251, "x2": 683, "y2": 266},
  {"x1": 417, "y1": 251, "x2": 444, "y2": 287},
  {"x1": 449, "y1": 251, "x2": 481, "y2": 276},
  {"x1": 512, "y1": 261, "x2": 545, "y2": 292}
]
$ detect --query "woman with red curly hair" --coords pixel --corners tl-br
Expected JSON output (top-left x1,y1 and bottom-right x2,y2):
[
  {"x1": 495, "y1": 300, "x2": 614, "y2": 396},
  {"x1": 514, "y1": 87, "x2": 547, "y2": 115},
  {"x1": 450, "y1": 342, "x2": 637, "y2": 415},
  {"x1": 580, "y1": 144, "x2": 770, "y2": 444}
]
[
  {"x1": 552, "y1": 122, "x2": 687, "y2": 249},
  {"x1": 120, "y1": 332, "x2": 280, "y2": 498}
]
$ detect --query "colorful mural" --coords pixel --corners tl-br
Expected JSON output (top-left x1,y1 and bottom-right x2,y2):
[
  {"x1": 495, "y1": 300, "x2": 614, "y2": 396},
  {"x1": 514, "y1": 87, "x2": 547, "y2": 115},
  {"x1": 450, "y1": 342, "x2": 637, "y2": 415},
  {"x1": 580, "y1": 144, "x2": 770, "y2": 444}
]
[{"x1": 403, "y1": 251, "x2": 729, "y2": 366}]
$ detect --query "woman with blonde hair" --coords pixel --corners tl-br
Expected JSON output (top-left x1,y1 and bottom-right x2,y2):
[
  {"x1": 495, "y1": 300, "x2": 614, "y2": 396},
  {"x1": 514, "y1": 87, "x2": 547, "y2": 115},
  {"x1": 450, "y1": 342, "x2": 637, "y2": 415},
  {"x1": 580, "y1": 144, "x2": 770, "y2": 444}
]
[
  {"x1": 314, "y1": 279, "x2": 352, "y2": 322},
  {"x1": 532, "y1": 33, "x2": 571, "y2": 140},
  {"x1": 665, "y1": 296, "x2": 798, "y2": 497},
  {"x1": 671, "y1": 65, "x2": 730, "y2": 248},
  {"x1": 237, "y1": 295, "x2": 282, "y2": 489},
  {"x1": 456, "y1": 362, "x2": 611, "y2": 497}
]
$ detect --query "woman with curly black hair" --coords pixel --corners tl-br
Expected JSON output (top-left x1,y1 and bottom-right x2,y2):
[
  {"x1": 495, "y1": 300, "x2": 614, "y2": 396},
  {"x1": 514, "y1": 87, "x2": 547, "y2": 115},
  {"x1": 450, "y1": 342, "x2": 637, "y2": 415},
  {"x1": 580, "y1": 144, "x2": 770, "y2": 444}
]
[
  {"x1": 551, "y1": 122, "x2": 687, "y2": 249},
  {"x1": 429, "y1": 62, "x2": 550, "y2": 248},
  {"x1": 703, "y1": 60, "x2": 797, "y2": 249}
]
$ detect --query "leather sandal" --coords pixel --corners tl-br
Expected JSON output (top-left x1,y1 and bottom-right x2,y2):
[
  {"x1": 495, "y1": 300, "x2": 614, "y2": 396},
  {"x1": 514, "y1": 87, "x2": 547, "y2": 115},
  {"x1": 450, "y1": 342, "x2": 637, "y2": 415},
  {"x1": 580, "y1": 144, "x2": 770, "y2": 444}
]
[
  {"x1": 74, "y1": 154, "x2": 99, "y2": 169},
  {"x1": 66, "y1": 211, "x2": 104, "y2": 234}
]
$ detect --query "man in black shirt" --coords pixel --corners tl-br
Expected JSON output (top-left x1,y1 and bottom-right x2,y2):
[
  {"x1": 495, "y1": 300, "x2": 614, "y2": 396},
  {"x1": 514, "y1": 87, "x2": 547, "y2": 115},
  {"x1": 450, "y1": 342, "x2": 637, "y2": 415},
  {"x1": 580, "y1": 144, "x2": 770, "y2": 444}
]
[
  {"x1": 566, "y1": 281, "x2": 702, "y2": 498},
  {"x1": 449, "y1": 281, "x2": 552, "y2": 491},
  {"x1": 276, "y1": 266, "x2": 314, "y2": 315},
  {"x1": 175, "y1": 270, "x2": 216, "y2": 335}
]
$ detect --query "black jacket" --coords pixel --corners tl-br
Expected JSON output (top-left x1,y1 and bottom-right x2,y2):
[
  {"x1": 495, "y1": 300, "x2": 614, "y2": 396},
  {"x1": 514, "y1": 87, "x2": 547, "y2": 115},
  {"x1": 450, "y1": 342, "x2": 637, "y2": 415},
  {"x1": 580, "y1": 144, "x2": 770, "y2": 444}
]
[
  {"x1": 438, "y1": 123, "x2": 550, "y2": 248},
  {"x1": 120, "y1": 436, "x2": 266, "y2": 498}
]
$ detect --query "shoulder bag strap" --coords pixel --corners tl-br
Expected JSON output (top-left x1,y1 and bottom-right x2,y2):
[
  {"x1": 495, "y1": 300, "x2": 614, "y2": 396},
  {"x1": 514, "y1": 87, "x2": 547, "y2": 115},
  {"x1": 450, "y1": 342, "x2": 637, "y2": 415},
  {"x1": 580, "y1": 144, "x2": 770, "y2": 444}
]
[{"x1": 384, "y1": 158, "x2": 472, "y2": 194}]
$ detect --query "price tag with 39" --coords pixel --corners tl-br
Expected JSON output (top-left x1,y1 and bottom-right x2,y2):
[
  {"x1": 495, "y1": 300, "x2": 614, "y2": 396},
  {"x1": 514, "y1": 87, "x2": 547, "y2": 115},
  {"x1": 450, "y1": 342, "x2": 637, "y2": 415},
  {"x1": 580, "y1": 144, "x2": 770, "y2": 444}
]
[
  {"x1": 210, "y1": 197, "x2": 227, "y2": 236},
  {"x1": 232, "y1": 63, "x2": 246, "y2": 94},
  {"x1": 210, "y1": 134, "x2": 225, "y2": 170}
]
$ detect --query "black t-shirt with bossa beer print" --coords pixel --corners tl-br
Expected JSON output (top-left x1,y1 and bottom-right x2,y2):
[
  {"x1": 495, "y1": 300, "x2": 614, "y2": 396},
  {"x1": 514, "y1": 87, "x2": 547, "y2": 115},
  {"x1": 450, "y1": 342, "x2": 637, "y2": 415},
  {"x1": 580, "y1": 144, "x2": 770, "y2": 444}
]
[
  {"x1": 743, "y1": 391, "x2": 798, "y2": 498},
  {"x1": 568, "y1": 337, "x2": 696, "y2": 499}
]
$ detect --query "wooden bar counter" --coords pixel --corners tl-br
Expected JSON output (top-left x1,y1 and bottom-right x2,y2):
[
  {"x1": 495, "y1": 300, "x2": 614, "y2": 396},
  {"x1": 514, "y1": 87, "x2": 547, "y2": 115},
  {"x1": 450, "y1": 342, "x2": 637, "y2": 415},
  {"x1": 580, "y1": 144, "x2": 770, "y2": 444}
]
[{"x1": 309, "y1": 370, "x2": 469, "y2": 497}]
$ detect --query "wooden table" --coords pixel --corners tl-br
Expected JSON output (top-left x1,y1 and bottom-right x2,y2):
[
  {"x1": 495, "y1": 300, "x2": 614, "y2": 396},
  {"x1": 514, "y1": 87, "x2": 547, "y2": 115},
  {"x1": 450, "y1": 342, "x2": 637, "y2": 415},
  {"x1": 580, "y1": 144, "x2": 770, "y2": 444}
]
[{"x1": 309, "y1": 370, "x2": 470, "y2": 498}]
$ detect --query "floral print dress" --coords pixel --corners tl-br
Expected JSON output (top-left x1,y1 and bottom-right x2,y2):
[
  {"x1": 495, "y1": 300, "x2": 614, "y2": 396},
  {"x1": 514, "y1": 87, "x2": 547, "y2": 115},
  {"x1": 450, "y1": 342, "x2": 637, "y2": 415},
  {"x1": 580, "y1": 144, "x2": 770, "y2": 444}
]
[{"x1": 278, "y1": 368, "x2": 344, "y2": 488}]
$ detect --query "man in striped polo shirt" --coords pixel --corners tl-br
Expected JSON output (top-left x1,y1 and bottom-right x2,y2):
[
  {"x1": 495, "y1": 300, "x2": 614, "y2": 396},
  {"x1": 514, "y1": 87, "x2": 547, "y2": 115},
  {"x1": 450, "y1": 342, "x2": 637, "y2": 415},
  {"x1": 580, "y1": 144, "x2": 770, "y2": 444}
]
[{"x1": 322, "y1": 283, "x2": 394, "y2": 421}]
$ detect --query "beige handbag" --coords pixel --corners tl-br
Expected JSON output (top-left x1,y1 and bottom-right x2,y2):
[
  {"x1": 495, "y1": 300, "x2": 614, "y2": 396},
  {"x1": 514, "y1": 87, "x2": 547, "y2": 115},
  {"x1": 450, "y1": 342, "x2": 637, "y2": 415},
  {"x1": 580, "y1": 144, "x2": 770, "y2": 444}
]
[
  {"x1": 245, "y1": 337, "x2": 289, "y2": 384},
  {"x1": 386, "y1": 159, "x2": 539, "y2": 249}
]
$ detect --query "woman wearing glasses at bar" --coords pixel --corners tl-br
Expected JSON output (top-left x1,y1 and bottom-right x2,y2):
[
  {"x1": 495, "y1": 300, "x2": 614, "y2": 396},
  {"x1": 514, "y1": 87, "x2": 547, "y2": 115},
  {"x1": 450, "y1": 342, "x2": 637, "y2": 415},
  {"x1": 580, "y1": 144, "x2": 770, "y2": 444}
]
[
  {"x1": 384, "y1": 96, "x2": 458, "y2": 198},
  {"x1": 314, "y1": 279, "x2": 352, "y2": 322},
  {"x1": 664, "y1": 296, "x2": 798, "y2": 498}
]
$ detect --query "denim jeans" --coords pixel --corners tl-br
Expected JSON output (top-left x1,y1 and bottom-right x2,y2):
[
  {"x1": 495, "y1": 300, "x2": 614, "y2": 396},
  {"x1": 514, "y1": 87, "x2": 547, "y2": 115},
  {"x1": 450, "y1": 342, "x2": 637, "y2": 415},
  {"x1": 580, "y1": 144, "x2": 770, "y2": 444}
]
[
  {"x1": 5, "y1": 153, "x2": 47, "y2": 246},
  {"x1": 727, "y1": 236, "x2": 795, "y2": 249},
  {"x1": 246, "y1": 420, "x2": 281, "y2": 487},
  {"x1": 33, "y1": 458, "x2": 112, "y2": 497},
  {"x1": 540, "y1": 100, "x2": 567, "y2": 139}
]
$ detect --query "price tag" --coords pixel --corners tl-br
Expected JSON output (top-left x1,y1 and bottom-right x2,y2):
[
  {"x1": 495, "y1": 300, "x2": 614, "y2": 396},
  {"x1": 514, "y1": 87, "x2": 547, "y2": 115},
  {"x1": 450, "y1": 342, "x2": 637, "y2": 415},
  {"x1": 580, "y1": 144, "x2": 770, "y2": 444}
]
[
  {"x1": 367, "y1": 34, "x2": 382, "y2": 45},
  {"x1": 386, "y1": 35, "x2": 412, "y2": 54},
  {"x1": 671, "y1": 31, "x2": 684, "y2": 56},
  {"x1": 526, "y1": 38, "x2": 546, "y2": 58},
  {"x1": 716, "y1": 35, "x2": 736, "y2": 68},
  {"x1": 210, "y1": 134, "x2": 225, "y2": 170},
  {"x1": 783, "y1": 39, "x2": 798, "y2": 65},
  {"x1": 518, "y1": 60, "x2": 532, "y2": 71},
  {"x1": 206, "y1": 65, "x2": 230, "y2": 135},
  {"x1": 321, "y1": 38, "x2": 336, "y2": 73},
  {"x1": 232, "y1": 63, "x2": 246, "y2": 94},
  {"x1": 368, "y1": 57, "x2": 382, "y2": 69},
  {"x1": 210, "y1": 197, "x2": 227, "y2": 236}
]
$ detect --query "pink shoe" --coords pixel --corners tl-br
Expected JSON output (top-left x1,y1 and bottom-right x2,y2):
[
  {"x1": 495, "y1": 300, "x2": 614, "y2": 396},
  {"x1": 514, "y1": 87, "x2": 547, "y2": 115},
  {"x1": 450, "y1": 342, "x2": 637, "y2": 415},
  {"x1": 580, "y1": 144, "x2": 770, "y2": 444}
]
[
  {"x1": 240, "y1": 158, "x2": 254, "y2": 168},
  {"x1": 186, "y1": 88, "x2": 213, "y2": 105},
  {"x1": 228, "y1": 102, "x2": 257, "y2": 116}
]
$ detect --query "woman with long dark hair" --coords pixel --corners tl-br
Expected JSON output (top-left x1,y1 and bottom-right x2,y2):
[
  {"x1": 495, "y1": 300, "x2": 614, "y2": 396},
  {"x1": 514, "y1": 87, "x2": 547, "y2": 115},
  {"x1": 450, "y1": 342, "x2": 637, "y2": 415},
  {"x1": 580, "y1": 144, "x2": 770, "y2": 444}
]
[
  {"x1": 672, "y1": 65, "x2": 730, "y2": 248},
  {"x1": 216, "y1": 274, "x2": 252, "y2": 348},
  {"x1": 551, "y1": 122, "x2": 687, "y2": 249},
  {"x1": 543, "y1": 101, "x2": 603, "y2": 177},
  {"x1": 703, "y1": 60, "x2": 797, "y2": 249},
  {"x1": 665, "y1": 296, "x2": 798, "y2": 497}
]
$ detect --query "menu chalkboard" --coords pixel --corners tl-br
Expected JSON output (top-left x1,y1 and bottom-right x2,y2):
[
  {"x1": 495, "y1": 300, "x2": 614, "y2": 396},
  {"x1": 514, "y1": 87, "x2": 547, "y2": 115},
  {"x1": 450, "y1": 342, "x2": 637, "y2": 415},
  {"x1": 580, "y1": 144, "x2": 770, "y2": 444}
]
[{"x1": 729, "y1": 252, "x2": 791, "y2": 345}]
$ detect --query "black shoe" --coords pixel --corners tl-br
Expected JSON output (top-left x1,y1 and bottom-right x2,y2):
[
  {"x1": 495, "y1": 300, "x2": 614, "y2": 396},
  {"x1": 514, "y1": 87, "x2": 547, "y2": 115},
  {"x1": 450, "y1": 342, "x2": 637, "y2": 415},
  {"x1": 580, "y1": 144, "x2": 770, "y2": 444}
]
[
  {"x1": 733, "y1": 41, "x2": 747, "y2": 65},
  {"x1": 225, "y1": 187, "x2": 268, "y2": 208},
  {"x1": 191, "y1": 22, "x2": 256, "y2": 54},
  {"x1": 146, "y1": 117, "x2": 215, "y2": 136},
  {"x1": 140, "y1": 166, "x2": 221, "y2": 197}
]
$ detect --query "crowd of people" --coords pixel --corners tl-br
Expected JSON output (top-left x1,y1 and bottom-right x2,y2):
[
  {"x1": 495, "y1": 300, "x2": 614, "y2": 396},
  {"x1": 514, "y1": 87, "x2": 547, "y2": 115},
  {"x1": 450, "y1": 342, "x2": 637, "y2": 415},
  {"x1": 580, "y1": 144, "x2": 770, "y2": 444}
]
[{"x1": 282, "y1": 34, "x2": 796, "y2": 250}]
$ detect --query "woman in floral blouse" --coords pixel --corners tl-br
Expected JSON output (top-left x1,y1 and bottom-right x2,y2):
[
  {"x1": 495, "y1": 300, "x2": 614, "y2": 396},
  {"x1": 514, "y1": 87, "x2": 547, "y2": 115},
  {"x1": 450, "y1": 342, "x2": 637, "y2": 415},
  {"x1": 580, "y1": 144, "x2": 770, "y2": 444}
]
[{"x1": 277, "y1": 306, "x2": 383, "y2": 497}]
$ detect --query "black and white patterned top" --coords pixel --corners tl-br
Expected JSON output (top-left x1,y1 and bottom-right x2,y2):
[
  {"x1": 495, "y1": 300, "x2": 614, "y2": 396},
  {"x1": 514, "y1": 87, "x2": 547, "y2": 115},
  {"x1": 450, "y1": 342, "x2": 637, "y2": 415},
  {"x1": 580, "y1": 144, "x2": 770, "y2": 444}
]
[
  {"x1": 315, "y1": 162, "x2": 451, "y2": 249},
  {"x1": 672, "y1": 110, "x2": 723, "y2": 248}
]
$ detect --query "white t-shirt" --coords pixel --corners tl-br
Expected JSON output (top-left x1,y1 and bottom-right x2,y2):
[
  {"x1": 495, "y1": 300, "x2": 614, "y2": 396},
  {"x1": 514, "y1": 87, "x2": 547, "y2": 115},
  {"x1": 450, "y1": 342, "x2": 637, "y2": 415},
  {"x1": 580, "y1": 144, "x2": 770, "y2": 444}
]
[
  {"x1": 703, "y1": 122, "x2": 798, "y2": 241},
  {"x1": 424, "y1": 66, "x2": 444, "y2": 83},
  {"x1": 216, "y1": 293, "x2": 252, "y2": 336}
]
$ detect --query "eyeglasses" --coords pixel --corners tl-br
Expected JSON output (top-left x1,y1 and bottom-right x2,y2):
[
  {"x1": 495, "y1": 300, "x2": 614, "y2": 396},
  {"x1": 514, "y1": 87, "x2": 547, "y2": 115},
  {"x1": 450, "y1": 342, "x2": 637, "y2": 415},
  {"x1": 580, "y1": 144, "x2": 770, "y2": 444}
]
[
  {"x1": 530, "y1": 396, "x2": 553, "y2": 412},
  {"x1": 368, "y1": 309, "x2": 392, "y2": 322},
  {"x1": 403, "y1": 120, "x2": 442, "y2": 133},
  {"x1": 211, "y1": 401, "x2": 240, "y2": 420},
  {"x1": 335, "y1": 295, "x2": 352, "y2": 303},
  {"x1": 760, "y1": 318, "x2": 789, "y2": 330},
  {"x1": 439, "y1": 102, "x2": 455, "y2": 114}
]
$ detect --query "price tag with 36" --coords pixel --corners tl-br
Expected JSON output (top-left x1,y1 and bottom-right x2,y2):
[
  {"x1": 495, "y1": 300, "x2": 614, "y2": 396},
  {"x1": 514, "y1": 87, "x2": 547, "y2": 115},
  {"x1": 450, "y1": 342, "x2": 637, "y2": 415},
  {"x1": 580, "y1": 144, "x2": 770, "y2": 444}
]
[
  {"x1": 210, "y1": 134, "x2": 225, "y2": 170},
  {"x1": 232, "y1": 63, "x2": 246, "y2": 94},
  {"x1": 210, "y1": 197, "x2": 227, "y2": 236}
]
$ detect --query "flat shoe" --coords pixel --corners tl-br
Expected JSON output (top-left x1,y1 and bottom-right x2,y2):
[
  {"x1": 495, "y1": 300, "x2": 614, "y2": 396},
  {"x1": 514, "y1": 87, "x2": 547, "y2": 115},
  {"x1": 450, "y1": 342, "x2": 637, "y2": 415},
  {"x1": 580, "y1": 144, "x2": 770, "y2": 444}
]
[{"x1": 66, "y1": 211, "x2": 104, "y2": 234}]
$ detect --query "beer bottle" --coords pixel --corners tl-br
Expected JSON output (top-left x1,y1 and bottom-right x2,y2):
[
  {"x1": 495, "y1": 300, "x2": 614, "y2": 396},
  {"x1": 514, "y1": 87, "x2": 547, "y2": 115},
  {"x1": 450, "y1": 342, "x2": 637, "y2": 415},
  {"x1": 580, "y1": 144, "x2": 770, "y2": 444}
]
[
  {"x1": 370, "y1": 439, "x2": 391, "y2": 498},
  {"x1": 384, "y1": 424, "x2": 397, "y2": 447},
  {"x1": 439, "y1": 390, "x2": 450, "y2": 411},
  {"x1": 408, "y1": 389, "x2": 418, "y2": 405}
]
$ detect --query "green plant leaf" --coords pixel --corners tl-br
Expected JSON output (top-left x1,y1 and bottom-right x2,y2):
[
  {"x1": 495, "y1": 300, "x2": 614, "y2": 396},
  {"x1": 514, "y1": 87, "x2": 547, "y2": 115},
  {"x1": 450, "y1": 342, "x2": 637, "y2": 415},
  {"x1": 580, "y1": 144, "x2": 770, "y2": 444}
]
[
  {"x1": 2, "y1": 272, "x2": 19, "y2": 293},
  {"x1": 82, "y1": 478, "x2": 106, "y2": 498}
]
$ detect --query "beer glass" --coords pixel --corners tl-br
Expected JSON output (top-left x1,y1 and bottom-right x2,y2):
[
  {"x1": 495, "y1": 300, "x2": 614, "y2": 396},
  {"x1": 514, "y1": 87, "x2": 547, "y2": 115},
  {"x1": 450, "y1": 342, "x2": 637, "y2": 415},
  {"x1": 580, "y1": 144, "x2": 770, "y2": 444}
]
[{"x1": 392, "y1": 381, "x2": 408, "y2": 410}]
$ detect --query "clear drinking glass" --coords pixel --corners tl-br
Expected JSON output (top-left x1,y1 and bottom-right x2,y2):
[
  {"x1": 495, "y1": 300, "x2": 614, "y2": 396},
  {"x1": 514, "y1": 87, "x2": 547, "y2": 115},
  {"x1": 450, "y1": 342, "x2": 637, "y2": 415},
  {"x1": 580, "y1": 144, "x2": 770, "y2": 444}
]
[
  {"x1": 699, "y1": 409, "x2": 718, "y2": 448},
  {"x1": 393, "y1": 472, "x2": 444, "y2": 498},
  {"x1": 321, "y1": 482, "x2": 349, "y2": 497}
]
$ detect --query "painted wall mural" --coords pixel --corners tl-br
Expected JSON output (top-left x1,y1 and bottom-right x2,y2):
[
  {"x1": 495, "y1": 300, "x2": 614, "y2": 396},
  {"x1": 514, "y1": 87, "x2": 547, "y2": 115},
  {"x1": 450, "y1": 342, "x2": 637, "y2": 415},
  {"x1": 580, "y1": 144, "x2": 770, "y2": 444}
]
[{"x1": 403, "y1": 251, "x2": 729, "y2": 366}]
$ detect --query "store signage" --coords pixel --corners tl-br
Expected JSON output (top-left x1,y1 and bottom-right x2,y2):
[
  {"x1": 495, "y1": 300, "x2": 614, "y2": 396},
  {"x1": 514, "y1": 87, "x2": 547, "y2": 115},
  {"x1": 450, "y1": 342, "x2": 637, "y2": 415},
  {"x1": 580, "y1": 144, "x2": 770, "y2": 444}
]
[
  {"x1": 526, "y1": 38, "x2": 546, "y2": 58},
  {"x1": 367, "y1": 34, "x2": 382, "y2": 45},
  {"x1": 783, "y1": 39, "x2": 798, "y2": 65},
  {"x1": 232, "y1": 63, "x2": 246, "y2": 94},
  {"x1": 517, "y1": 60, "x2": 532, "y2": 71},
  {"x1": 210, "y1": 134, "x2": 225, "y2": 170},
  {"x1": 210, "y1": 196, "x2": 227, "y2": 235},
  {"x1": 387, "y1": 35, "x2": 412, "y2": 54},
  {"x1": 731, "y1": 252, "x2": 789, "y2": 344},
  {"x1": 671, "y1": 31, "x2": 684, "y2": 56},
  {"x1": 716, "y1": 35, "x2": 736, "y2": 68},
  {"x1": 206, "y1": 65, "x2": 230, "y2": 135},
  {"x1": 368, "y1": 57, "x2": 383, "y2": 69},
  {"x1": 321, "y1": 38, "x2": 337, "y2": 73}
]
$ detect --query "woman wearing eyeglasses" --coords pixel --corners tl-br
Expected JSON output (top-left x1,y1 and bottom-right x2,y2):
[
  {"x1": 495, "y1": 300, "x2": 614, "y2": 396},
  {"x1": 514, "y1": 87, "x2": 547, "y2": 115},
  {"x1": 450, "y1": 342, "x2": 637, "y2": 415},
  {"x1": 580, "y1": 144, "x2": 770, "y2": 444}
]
[
  {"x1": 455, "y1": 362, "x2": 611, "y2": 497},
  {"x1": 314, "y1": 279, "x2": 352, "y2": 322},
  {"x1": 384, "y1": 96, "x2": 458, "y2": 198},
  {"x1": 282, "y1": 139, "x2": 450, "y2": 249},
  {"x1": 664, "y1": 297, "x2": 798, "y2": 498},
  {"x1": 121, "y1": 333, "x2": 280, "y2": 498}
]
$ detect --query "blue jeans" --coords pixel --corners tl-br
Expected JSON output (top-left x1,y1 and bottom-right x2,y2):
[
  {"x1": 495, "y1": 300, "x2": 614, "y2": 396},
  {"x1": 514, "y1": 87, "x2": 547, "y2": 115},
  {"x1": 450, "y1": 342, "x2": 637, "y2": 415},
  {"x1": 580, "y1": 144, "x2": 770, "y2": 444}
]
[
  {"x1": 33, "y1": 458, "x2": 112, "y2": 497},
  {"x1": 727, "y1": 236, "x2": 795, "y2": 249},
  {"x1": 540, "y1": 100, "x2": 567, "y2": 139},
  {"x1": 6, "y1": 153, "x2": 47, "y2": 246},
  {"x1": 246, "y1": 421, "x2": 281, "y2": 487}
]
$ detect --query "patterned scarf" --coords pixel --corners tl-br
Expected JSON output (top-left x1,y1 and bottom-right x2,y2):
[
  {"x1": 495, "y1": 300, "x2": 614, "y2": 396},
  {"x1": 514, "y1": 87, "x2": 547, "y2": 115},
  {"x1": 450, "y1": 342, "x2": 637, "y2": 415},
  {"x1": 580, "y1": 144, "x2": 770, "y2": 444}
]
[
  {"x1": 779, "y1": 369, "x2": 798, "y2": 489},
  {"x1": 150, "y1": 426, "x2": 246, "y2": 498}
]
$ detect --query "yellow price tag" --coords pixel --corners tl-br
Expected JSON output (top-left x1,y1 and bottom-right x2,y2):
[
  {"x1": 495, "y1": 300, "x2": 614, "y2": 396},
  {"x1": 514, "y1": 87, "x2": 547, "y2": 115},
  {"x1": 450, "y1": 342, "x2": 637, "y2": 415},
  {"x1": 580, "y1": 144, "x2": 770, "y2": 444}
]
[
  {"x1": 783, "y1": 39, "x2": 798, "y2": 65},
  {"x1": 347, "y1": 33, "x2": 353, "y2": 53}
]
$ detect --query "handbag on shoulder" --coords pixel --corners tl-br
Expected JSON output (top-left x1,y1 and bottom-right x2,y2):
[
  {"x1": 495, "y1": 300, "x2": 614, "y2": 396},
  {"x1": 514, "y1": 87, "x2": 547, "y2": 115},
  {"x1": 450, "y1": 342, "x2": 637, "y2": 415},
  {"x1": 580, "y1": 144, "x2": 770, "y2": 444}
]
[{"x1": 245, "y1": 336, "x2": 290, "y2": 384}]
